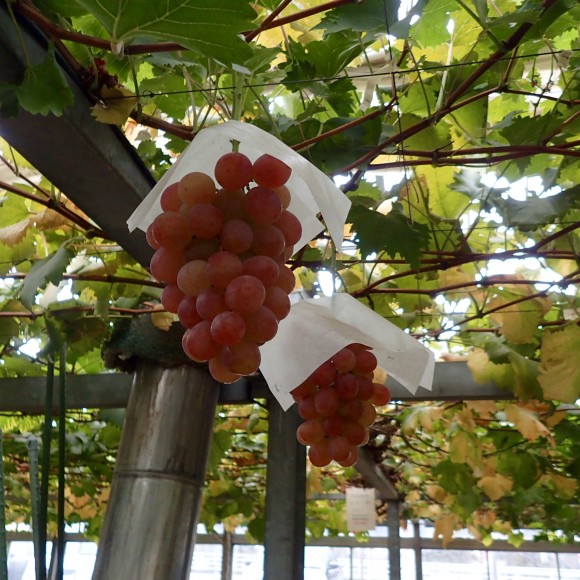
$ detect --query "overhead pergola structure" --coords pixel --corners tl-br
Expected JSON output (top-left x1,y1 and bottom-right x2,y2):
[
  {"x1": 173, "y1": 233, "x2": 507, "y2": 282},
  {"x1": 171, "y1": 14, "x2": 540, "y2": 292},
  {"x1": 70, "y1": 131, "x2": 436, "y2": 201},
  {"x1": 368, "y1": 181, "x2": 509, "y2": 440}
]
[{"x1": 0, "y1": 6, "x2": 562, "y2": 580}]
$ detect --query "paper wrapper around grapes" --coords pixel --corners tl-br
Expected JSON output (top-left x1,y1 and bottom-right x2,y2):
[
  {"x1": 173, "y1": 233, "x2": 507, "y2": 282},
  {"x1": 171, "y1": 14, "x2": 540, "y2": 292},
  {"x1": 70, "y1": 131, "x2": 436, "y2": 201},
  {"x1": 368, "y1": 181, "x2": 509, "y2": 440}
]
[
  {"x1": 259, "y1": 293, "x2": 435, "y2": 410},
  {"x1": 127, "y1": 121, "x2": 351, "y2": 250}
]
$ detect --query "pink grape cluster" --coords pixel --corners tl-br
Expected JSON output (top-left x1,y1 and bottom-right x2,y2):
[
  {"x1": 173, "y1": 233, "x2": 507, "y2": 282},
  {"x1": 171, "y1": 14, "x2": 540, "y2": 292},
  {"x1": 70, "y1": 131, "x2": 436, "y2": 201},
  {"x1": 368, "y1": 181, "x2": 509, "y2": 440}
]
[
  {"x1": 290, "y1": 344, "x2": 391, "y2": 468},
  {"x1": 146, "y1": 152, "x2": 302, "y2": 383}
]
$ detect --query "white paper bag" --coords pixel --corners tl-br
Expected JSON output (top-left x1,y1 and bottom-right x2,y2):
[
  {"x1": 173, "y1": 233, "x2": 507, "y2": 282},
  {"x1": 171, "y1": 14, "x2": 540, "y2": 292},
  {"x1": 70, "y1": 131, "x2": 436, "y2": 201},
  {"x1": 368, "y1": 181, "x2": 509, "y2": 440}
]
[
  {"x1": 346, "y1": 487, "x2": 376, "y2": 533},
  {"x1": 259, "y1": 293, "x2": 435, "y2": 410},
  {"x1": 126, "y1": 121, "x2": 351, "y2": 250}
]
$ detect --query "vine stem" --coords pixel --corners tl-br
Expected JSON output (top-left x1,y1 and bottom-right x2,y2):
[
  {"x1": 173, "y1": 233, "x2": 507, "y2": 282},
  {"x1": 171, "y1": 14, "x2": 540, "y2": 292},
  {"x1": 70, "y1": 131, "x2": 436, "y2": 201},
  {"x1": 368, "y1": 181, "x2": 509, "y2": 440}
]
[{"x1": 3, "y1": 272, "x2": 161, "y2": 288}]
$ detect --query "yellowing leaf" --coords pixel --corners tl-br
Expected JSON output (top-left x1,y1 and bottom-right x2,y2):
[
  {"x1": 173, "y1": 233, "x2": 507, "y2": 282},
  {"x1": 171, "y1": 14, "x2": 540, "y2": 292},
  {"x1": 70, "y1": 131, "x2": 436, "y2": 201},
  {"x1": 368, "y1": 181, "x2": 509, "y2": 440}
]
[
  {"x1": 151, "y1": 311, "x2": 175, "y2": 331},
  {"x1": 504, "y1": 404, "x2": 552, "y2": 442},
  {"x1": 0, "y1": 217, "x2": 31, "y2": 246},
  {"x1": 401, "y1": 405, "x2": 443, "y2": 433},
  {"x1": 538, "y1": 325, "x2": 580, "y2": 403},
  {"x1": 405, "y1": 490, "x2": 421, "y2": 503},
  {"x1": 425, "y1": 484, "x2": 446, "y2": 503},
  {"x1": 91, "y1": 85, "x2": 138, "y2": 125},
  {"x1": 466, "y1": 400, "x2": 497, "y2": 420},
  {"x1": 467, "y1": 348, "x2": 512, "y2": 388},
  {"x1": 433, "y1": 513, "x2": 457, "y2": 547},
  {"x1": 477, "y1": 474, "x2": 513, "y2": 501},
  {"x1": 489, "y1": 293, "x2": 547, "y2": 344},
  {"x1": 543, "y1": 474, "x2": 577, "y2": 499},
  {"x1": 448, "y1": 431, "x2": 471, "y2": 464}
]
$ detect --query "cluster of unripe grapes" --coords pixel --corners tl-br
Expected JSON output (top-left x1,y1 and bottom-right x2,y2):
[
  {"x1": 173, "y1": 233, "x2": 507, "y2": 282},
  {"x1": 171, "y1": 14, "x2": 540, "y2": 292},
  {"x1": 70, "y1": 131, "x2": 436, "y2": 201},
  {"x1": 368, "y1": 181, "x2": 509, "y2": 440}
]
[
  {"x1": 290, "y1": 344, "x2": 391, "y2": 468},
  {"x1": 146, "y1": 151, "x2": 301, "y2": 383}
]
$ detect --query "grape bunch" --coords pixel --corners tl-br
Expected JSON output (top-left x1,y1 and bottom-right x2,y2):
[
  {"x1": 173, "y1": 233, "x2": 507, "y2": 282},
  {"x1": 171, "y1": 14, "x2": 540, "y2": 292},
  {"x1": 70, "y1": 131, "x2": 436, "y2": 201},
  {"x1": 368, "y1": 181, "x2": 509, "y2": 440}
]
[
  {"x1": 146, "y1": 151, "x2": 301, "y2": 384},
  {"x1": 290, "y1": 344, "x2": 391, "y2": 468}
]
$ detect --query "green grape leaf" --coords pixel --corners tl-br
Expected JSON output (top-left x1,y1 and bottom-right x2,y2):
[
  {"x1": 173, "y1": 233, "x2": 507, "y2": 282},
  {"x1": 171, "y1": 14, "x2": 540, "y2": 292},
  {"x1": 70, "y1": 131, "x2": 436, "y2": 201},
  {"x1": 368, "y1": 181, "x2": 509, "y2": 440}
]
[
  {"x1": 410, "y1": 0, "x2": 457, "y2": 47},
  {"x1": 15, "y1": 44, "x2": 74, "y2": 116},
  {"x1": 73, "y1": 0, "x2": 255, "y2": 66},
  {"x1": 19, "y1": 245, "x2": 74, "y2": 309},
  {"x1": 497, "y1": 452, "x2": 540, "y2": 489},
  {"x1": 348, "y1": 204, "x2": 431, "y2": 268},
  {"x1": 432, "y1": 459, "x2": 476, "y2": 494}
]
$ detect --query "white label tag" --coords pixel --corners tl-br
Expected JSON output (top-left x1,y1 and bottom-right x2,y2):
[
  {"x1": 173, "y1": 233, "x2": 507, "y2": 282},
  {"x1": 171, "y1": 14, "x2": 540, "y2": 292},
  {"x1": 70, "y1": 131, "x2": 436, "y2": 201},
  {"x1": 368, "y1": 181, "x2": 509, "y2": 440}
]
[{"x1": 346, "y1": 487, "x2": 376, "y2": 533}]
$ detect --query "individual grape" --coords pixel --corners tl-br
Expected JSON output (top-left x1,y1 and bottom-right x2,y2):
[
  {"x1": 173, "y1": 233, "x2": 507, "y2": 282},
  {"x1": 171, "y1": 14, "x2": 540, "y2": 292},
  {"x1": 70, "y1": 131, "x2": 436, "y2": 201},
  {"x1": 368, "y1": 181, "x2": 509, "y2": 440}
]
[
  {"x1": 252, "y1": 153, "x2": 291, "y2": 188},
  {"x1": 356, "y1": 377, "x2": 375, "y2": 401},
  {"x1": 298, "y1": 396, "x2": 318, "y2": 420},
  {"x1": 161, "y1": 284, "x2": 184, "y2": 314},
  {"x1": 146, "y1": 223, "x2": 160, "y2": 249},
  {"x1": 220, "y1": 219, "x2": 253, "y2": 254},
  {"x1": 354, "y1": 350, "x2": 378, "y2": 374},
  {"x1": 272, "y1": 185, "x2": 291, "y2": 209},
  {"x1": 251, "y1": 224, "x2": 285, "y2": 258},
  {"x1": 308, "y1": 440, "x2": 332, "y2": 468},
  {"x1": 331, "y1": 348, "x2": 356, "y2": 374},
  {"x1": 322, "y1": 415, "x2": 345, "y2": 437},
  {"x1": 328, "y1": 436, "x2": 353, "y2": 463},
  {"x1": 182, "y1": 321, "x2": 221, "y2": 362},
  {"x1": 358, "y1": 401, "x2": 377, "y2": 427},
  {"x1": 243, "y1": 306, "x2": 278, "y2": 344},
  {"x1": 343, "y1": 421, "x2": 368, "y2": 446},
  {"x1": 210, "y1": 311, "x2": 246, "y2": 346},
  {"x1": 334, "y1": 373, "x2": 359, "y2": 400},
  {"x1": 276, "y1": 265, "x2": 296, "y2": 294},
  {"x1": 221, "y1": 340, "x2": 261, "y2": 375},
  {"x1": 178, "y1": 172, "x2": 216, "y2": 205},
  {"x1": 245, "y1": 186, "x2": 283, "y2": 224},
  {"x1": 150, "y1": 211, "x2": 190, "y2": 248},
  {"x1": 314, "y1": 388, "x2": 340, "y2": 417},
  {"x1": 184, "y1": 238, "x2": 220, "y2": 261},
  {"x1": 177, "y1": 296, "x2": 202, "y2": 328},
  {"x1": 196, "y1": 287, "x2": 227, "y2": 321},
  {"x1": 263, "y1": 286, "x2": 291, "y2": 320},
  {"x1": 160, "y1": 182, "x2": 181, "y2": 212},
  {"x1": 296, "y1": 420, "x2": 325, "y2": 445},
  {"x1": 339, "y1": 399, "x2": 363, "y2": 421},
  {"x1": 243, "y1": 256, "x2": 279, "y2": 287},
  {"x1": 283, "y1": 245, "x2": 295, "y2": 260},
  {"x1": 290, "y1": 377, "x2": 318, "y2": 401},
  {"x1": 225, "y1": 275, "x2": 266, "y2": 315},
  {"x1": 177, "y1": 260, "x2": 210, "y2": 296},
  {"x1": 338, "y1": 448, "x2": 359, "y2": 467},
  {"x1": 370, "y1": 383, "x2": 391, "y2": 407},
  {"x1": 186, "y1": 203, "x2": 224, "y2": 239},
  {"x1": 207, "y1": 251, "x2": 243, "y2": 289},
  {"x1": 214, "y1": 152, "x2": 253, "y2": 190},
  {"x1": 274, "y1": 210, "x2": 302, "y2": 246},
  {"x1": 150, "y1": 247, "x2": 183, "y2": 284},
  {"x1": 213, "y1": 188, "x2": 247, "y2": 221},
  {"x1": 311, "y1": 360, "x2": 336, "y2": 389},
  {"x1": 208, "y1": 356, "x2": 241, "y2": 384}
]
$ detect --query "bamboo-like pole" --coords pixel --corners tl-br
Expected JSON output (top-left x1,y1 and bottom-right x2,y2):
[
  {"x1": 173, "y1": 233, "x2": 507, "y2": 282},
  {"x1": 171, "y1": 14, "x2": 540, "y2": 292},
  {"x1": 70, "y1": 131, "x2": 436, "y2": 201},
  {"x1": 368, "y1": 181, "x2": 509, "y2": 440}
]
[{"x1": 92, "y1": 361, "x2": 219, "y2": 580}]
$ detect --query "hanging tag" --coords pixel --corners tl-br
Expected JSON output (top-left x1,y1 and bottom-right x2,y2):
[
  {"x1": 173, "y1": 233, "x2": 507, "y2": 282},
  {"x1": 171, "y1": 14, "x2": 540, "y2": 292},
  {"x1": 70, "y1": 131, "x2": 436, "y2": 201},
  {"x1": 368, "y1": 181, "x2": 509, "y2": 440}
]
[{"x1": 346, "y1": 487, "x2": 376, "y2": 533}]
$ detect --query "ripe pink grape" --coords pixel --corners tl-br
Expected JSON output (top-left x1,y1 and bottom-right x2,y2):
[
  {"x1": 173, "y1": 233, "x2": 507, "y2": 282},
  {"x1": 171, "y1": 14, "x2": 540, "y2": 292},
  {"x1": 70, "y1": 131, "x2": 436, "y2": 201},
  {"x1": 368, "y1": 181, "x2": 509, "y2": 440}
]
[
  {"x1": 160, "y1": 182, "x2": 181, "y2": 212},
  {"x1": 225, "y1": 275, "x2": 266, "y2": 315},
  {"x1": 208, "y1": 356, "x2": 241, "y2": 384},
  {"x1": 298, "y1": 396, "x2": 318, "y2": 420},
  {"x1": 338, "y1": 448, "x2": 359, "y2": 467},
  {"x1": 220, "y1": 219, "x2": 253, "y2": 254},
  {"x1": 195, "y1": 287, "x2": 227, "y2": 321},
  {"x1": 150, "y1": 211, "x2": 190, "y2": 248},
  {"x1": 221, "y1": 340, "x2": 261, "y2": 375},
  {"x1": 251, "y1": 224, "x2": 285, "y2": 258},
  {"x1": 243, "y1": 255, "x2": 279, "y2": 287},
  {"x1": 186, "y1": 203, "x2": 224, "y2": 239},
  {"x1": 214, "y1": 152, "x2": 253, "y2": 190},
  {"x1": 370, "y1": 383, "x2": 391, "y2": 407},
  {"x1": 252, "y1": 154, "x2": 291, "y2": 188},
  {"x1": 146, "y1": 223, "x2": 160, "y2": 249},
  {"x1": 184, "y1": 238, "x2": 220, "y2": 261},
  {"x1": 276, "y1": 265, "x2": 296, "y2": 294},
  {"x1": 177, "y1": 260, "x2": 210, "y2": 296},
  {"x1": 334, "y1": 373, "x2": 359, "y2": 400},
  {"x1": 328, "y1": 436, "x2": 353, "y2": 463},
  {"x1": 263, "y1": 286, "x2": 291, "y2": 320},
  {"x1": 177, "y1": 296, "x2": 202, "y2": 328},
  {"x1": 314, "y1": 388, "x2": 340, "y2": 417},
  {"x1": 358, "y1": 401, "x2": 377, "y2": 427},
  {"x1": 274, "y1": 210, "x2": 302, "y2": 246},
  {"x1": 210, "y1": 311, "x2": 246, "y2": 346},
  {"x1": 207, "y1": 251, "x2": 243, "y2": 289},
  {"x1": 331, "y1": 348, "x2": 356, "y2": 374},
  {"x1": 290, "y1": 377, "x2": 317, "y2": 401},
  {"x1": 178, "y1": 172, "x2": 216, "y2": 205},
  {"x1": 354, "y1": 350, "x2": 378, "y2": 374},
  {"x1": 182, "y1": 321, "x2": 221, "y2": 362},
  {"x1": 161, "y1": 284, "x2": 184, "y2": 314},
  {"x1": 243, "y1": 306, "x2": 278, "y2": 343},
  {"x1": 343, "y1": 421, "x2": 367, "y2": 446},
  {"x1": 322, "y1": 415, "x2": 344, "y2": 437},
  {"x1": 245, "y1": 186, "x2": 283, "y2": 224},
  {"x1": 308, "y1": 440, "x2": 332, "y2": 468},
  {"x1": 213, "y1": 188, "x2": 247, "y2": 220},
  {"x1": 311, "y1": 360, "x2": 336, "y2": 389},
  {"x1": 150, "y1": 247, "x2": 183, "y2": 284},
  {"x1": 272, "y1": 185, "x2": 291, "y2": 209},
  {"x1": 296, "y1": 420, "x2": 325, "y2": 445}
]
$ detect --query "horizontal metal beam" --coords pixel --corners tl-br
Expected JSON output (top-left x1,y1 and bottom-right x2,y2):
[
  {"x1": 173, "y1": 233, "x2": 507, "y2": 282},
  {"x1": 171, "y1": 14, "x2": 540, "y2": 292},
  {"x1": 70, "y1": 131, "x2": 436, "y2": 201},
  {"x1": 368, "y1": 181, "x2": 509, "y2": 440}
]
[
  {"x1": 0, "y1": 5, "x2": 155, "y2": 267},
  {"x1": 0, "y1": 362, "x2": 511, "y2": 413}
]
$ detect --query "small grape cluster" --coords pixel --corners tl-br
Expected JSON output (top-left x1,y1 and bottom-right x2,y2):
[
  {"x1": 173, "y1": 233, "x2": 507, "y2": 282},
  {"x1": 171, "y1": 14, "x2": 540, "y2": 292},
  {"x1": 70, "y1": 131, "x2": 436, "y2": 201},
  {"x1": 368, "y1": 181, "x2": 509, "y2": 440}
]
[
  {"x1": 146, "y1": 151, "x2": 301, "y2": 383},
  {"x1": 290, "y1": 344, "x2": 391, "y2": 468}
]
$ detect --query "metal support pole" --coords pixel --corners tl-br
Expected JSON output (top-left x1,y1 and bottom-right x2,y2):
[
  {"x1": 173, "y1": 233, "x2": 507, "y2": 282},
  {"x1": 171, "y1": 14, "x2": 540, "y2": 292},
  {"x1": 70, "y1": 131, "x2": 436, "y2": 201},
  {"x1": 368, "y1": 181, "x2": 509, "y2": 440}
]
[
  {"x1": 92, "y1": 362, "x2": 219, "y2": 580},
  {"x1": 413, "y1": 521, "x2": 423, "y2": 580},
  {"x1": 388, "y1": 501, "x2": 401, "y2": 580},
  {"x1": 0, "y1": 430, "x2": 8, "y2": 580},
  {"x1": 27, "y1": 438, "x2": 41, "y2": 579},
  {"x1": 263, "y1": 403, "x2": 306, "y2": 580},
  {"x1": 221, "y1": 532, "x2": 233, "y2": 580}
]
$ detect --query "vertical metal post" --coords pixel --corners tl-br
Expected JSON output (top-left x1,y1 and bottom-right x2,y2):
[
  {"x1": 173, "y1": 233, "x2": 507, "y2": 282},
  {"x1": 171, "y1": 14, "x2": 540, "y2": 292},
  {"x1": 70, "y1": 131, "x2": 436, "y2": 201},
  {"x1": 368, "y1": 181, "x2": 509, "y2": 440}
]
[
  {"x1": 221, "y1": 532, "x2": 233, "y2": 580},
  {"x1": 413, "y1": 521, "x2": 423, "y2": 580},
  {"x1": 55, "y1": 345, "x2": 67, "y2": 580},
  {"x1": 387, "y1": 501, "x2": 401, "y2": 580},
  {"x1": 263, "y1": 403, "x2": 306, "y2": 580},
  {"x1": 92, "y1": 362, "x2": 219, "y2": 580},
  {"x1": 27, "y1": 437, "x2": 41, "y2": 579},
  {"x1": 0, "y1": 430, "x2": 8, "y2": 580}
]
